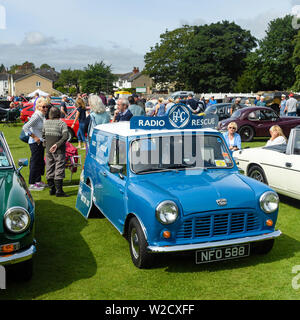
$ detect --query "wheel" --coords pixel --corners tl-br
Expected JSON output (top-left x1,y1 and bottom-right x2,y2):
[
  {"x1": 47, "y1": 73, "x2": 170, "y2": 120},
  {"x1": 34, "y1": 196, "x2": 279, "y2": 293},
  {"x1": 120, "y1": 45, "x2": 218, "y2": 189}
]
[
  {"x1": 239, "y1": 125, "x2": 254, "y2": 142},
  {"x1": 128, "y1": 217, "x2": 153, "y2": 268},
  {"x1": 248, "y1": 165, "x2": 268, "y2": 184},
  {"x1": 67, "y1": 127, "x2": 75, "y2": 142},
  {"x1": 252, "y1": 239, "x2": 274, "y2": 255}
]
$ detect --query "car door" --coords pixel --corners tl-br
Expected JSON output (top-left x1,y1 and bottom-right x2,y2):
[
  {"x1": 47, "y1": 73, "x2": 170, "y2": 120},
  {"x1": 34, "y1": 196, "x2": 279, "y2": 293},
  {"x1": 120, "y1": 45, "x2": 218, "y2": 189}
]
[
  {"x1": 255, "y1": 109, "x2": 278, "y2": 136},
  {"x1": 99, "y1": 137, "x2": 127, "y2": 230},
  {"x1": 282, "y1": 130, "x2": 300, "y2": 198}
]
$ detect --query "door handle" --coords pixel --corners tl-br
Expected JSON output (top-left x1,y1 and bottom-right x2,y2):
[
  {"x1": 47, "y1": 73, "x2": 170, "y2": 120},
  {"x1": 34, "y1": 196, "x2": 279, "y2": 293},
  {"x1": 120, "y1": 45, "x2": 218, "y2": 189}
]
[
  {"x1": 285, "y1": 162, "x2": 292, "y2": 168},
  {"x1": 119, "y1": 188, "x2": 124, "y2": 194}
]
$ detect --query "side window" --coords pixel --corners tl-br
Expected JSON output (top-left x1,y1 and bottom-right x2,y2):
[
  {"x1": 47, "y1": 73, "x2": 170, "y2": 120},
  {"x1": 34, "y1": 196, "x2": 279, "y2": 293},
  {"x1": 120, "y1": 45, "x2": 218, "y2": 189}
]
[
  {"x1": 109, "y1": 138, "x2": 127, "y2": 175},
  {"x1": 248, "y1": 111, "x2": 259, "y2": 121},
  {"x1": 293, "y1": 131, "x2": 300, "y2": 155},
  {"x1": 261, "y1": 110, "x2": 277, "y2": 121},
  {"x1": 89, "y1": 131, "x2": 109, "y2": 164}
]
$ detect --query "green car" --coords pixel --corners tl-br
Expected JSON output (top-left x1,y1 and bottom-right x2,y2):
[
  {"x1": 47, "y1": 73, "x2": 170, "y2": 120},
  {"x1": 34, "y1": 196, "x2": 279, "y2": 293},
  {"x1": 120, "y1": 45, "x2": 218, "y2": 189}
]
[{"x1": 0, "y1": 131, "x2": 36, "y2": 280}]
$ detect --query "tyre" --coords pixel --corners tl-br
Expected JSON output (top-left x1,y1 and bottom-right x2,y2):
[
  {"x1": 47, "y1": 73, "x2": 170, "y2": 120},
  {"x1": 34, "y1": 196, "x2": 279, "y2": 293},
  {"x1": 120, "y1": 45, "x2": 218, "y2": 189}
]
[
  {"x1": 67, "y1": 127, "x2": 75, "y2": 142},
  {"x1": 128, "y1": 217, "x2": 153, "y2": 268},
  {"x1": 252, "y1": 239, "x2": 274, "y2": 255},
  {"x1": 248, "y1": 165, "x2": 268, "y2": 185},
  {"x1": 239, "y1": 125, "x2": 254, "y2": 142}
]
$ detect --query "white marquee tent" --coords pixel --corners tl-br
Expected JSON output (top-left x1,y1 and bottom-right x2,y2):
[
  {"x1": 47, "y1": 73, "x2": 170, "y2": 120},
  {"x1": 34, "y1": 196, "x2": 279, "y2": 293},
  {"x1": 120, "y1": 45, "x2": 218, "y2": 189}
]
[{"x1": 27, "y1": 89, "x2": 49, "y2": 97}]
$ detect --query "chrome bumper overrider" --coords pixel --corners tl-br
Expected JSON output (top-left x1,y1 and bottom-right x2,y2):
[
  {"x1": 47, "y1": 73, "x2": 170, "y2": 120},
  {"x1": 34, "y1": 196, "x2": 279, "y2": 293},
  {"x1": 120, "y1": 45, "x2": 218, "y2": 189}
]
[
  {"x1": 0, "y1": 244, "x2": 36, "y2": 265},
  {"x1": 148, "y1": 230, "x2": 282, "y2": 253}
]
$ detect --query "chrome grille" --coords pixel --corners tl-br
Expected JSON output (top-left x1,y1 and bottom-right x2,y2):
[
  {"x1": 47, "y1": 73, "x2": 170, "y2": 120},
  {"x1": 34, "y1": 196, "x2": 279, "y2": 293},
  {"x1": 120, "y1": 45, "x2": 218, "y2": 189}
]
[{"x1": 176, "y1": 212, "x2": 261, "y2": 240}]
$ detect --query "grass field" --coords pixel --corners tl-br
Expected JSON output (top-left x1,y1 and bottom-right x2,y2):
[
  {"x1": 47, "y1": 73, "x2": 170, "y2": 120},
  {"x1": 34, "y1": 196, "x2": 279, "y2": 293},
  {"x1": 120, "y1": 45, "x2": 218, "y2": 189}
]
[{"x1": 0, "y1": 122, "x2": 300, "y2": 300}]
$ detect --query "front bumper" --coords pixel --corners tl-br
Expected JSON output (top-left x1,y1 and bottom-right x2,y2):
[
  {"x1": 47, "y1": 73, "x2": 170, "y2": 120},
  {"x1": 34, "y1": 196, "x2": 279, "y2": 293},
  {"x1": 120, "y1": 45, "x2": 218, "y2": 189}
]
[
  {"x1": 0, "y1": 243, "x2": 36, "y2": 266},
  {"x1": 147, "y1": 230, "x2": 281, "y2": 253}
]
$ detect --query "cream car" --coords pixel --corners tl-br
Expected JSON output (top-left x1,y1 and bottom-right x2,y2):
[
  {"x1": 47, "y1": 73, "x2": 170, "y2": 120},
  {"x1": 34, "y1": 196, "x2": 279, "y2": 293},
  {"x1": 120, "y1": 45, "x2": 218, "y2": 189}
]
[{"x1": 233, "y1": 126, "x2": 300, "y2": 200}]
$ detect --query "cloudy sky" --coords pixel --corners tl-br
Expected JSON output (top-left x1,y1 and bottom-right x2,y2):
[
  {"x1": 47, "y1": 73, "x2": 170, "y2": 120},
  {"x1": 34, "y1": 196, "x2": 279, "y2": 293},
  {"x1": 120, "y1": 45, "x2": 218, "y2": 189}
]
[{"x1": 0, "y1": 0, "x2": 298, "y2": 73}]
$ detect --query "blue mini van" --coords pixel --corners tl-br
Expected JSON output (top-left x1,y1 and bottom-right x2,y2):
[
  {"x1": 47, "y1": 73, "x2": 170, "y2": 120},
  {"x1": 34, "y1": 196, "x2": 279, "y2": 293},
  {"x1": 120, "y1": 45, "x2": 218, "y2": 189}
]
[{"x1": 76, "y1": 104, "x2": 281, "y2": 268}]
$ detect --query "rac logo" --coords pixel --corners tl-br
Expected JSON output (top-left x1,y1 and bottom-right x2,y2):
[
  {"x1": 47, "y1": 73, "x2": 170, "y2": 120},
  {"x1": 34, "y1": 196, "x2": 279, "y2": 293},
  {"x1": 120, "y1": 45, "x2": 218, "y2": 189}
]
[{"x1": 169, "y1": 105, "x2": 191, "y2": 129}]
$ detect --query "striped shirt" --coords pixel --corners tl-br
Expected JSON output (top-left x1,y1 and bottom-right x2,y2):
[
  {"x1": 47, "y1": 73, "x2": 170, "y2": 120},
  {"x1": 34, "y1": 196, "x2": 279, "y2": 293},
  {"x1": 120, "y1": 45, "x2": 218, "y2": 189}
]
[
  {"x1": 42, "y1": 119, "x2": 68, "y2": 153},
  {"x1": 23, "y1": 110, "x2": 45, "y2": 144}
]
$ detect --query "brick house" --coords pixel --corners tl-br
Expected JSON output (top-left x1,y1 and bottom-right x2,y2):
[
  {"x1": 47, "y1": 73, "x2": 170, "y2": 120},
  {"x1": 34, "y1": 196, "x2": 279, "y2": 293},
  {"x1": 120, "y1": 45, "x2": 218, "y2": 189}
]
[
  {"x1": 114, "y1": 67, "x2": 153, "y2": 94},
  {"x1": 9, "y1": 70, "x2": 60, "y2": 96}
]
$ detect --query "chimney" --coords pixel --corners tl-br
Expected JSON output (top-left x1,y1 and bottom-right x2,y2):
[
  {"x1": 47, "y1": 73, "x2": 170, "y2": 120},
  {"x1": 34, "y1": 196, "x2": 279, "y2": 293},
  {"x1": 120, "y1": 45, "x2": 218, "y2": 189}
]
[{"x1": 132, "y1": 67, "x2": 139, "y2": 74}]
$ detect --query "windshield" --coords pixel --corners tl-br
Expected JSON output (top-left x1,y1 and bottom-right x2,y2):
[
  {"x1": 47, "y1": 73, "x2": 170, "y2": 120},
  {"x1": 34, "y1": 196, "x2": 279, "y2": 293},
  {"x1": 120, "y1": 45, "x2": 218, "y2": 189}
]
[
  {"x1": 0, "y1": 139, "x2": 12, "y2": 168},
  {"x1": 130, "y1": 134, "x2": 233, "y2": 174}
]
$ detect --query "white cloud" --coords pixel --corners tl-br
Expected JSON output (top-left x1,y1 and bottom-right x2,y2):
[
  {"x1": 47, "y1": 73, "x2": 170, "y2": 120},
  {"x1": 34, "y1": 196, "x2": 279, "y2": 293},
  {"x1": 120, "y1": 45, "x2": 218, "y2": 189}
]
[
  {"x1": 235, "y1": 11, "x2": 287, "y2": 39},
  {"x1": 0, "y1": 33, "x2": 144, "y2": 73},
  {"x1": 22, "y1": 32, "x2": 56, "y2": 46}
]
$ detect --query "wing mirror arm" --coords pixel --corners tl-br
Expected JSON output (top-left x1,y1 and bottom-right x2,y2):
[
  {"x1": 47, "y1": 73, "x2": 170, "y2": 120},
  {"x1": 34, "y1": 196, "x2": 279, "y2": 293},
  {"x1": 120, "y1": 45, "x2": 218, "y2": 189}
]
[{"x1": 17, "y1": 158, "x2": 28, "y2": 173}]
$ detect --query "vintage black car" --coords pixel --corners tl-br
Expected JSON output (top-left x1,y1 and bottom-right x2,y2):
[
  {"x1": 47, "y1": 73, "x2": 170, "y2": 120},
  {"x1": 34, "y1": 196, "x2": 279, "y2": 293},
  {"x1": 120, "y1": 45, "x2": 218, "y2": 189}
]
[{"x1": 204, "y1": 103, "x2": 247, "y2": 121}]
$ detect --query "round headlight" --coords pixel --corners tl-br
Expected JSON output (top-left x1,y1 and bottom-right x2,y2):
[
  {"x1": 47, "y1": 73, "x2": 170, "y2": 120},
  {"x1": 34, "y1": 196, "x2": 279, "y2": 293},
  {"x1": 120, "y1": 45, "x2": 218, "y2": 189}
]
[
  {"x1": 259, "y1": 192, "x2": 279, "y2": 213},
  {"x1": 156, "y1": 201, "x2": 178, "y2": 225},
  {"x1": 4, "y1": 207, "x2": 31, "y2": 234}
]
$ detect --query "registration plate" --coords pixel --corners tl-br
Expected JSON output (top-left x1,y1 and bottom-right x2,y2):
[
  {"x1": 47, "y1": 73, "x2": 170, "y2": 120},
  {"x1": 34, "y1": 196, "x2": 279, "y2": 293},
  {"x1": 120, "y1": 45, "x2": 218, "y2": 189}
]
[{"x1": 195, "y1": 244, "x2": 250, "y2": 264}]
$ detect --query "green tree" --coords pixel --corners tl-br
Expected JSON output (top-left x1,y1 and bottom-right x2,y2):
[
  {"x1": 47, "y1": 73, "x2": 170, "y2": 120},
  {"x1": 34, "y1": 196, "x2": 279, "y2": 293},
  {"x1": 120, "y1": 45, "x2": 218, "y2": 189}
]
[
  {"x1": 80, "y1": 62, "x2": 116, "y2": 94},
  {"x1": 291, "y1": 30, "x2": 300, "y2": 91},
  {"x1": 234, "y1": 51, "x2": 263, "y2": 92},
  {"x1": 252, "y1": 15, "x2": 298, "y2": 90},
  {"x1": 144, "y1": 26, "x2": 194, "y2": 89},
  {"x1": 57, "y1": 69, "x2": 84, "y2": 94},
  {"x1": 179, "y1": 21, "x2": 257, "y2": 92},
  {"x1": 40, "y1": 63, "x2": 55, "y2": 70}
]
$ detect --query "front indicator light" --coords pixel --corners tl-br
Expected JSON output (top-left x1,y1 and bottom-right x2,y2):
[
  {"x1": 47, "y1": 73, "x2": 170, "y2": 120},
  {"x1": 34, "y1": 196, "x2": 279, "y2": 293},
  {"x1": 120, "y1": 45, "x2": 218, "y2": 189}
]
[
  {"x1": 163, "y1": 231, "x2": 171, "y2": 239},
  {"x1": 266, "y1": 219, "x2": 273, "y2": 227}
]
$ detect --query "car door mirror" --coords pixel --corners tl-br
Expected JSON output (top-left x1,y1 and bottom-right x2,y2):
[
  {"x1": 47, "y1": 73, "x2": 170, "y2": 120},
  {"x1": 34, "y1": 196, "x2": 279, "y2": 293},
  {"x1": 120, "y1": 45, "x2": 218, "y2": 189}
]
[
  {"x1": 110, "y1": 164, "x2": 124, "y2": 174},
  {"x1": 17, "y1": 158, "x2": 28, "y2": 173},
  {"x1": 110, "y1": 164, "x2": 126, "y2": 180},
  {"x1": 18, "y1": 158, "x2": 28, "y2": 167}
]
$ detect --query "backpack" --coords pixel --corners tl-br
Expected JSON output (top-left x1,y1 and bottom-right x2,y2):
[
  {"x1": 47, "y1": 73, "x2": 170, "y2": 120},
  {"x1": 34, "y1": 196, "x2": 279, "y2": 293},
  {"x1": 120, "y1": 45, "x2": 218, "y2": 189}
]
[{"x1": 65, "y1": 141, "x2": 79, "y2": 173}]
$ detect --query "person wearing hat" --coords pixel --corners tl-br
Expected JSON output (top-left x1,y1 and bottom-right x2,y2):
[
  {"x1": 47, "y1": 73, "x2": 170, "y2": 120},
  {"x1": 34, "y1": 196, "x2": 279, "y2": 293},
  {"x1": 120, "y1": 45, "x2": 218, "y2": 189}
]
[
  {"x1": 280, "y1": 94, "x2": 287, "y2": 116},
  {"x1": 284, "y1": 93, "x2": 297, "y2": 116}
]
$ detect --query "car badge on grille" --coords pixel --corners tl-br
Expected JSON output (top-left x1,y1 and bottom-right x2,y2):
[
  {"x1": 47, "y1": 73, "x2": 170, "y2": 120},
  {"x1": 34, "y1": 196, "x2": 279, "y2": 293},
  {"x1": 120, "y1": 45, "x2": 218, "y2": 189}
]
[{"x1": 216, "y1": 199, "x2": 227, "y2": 206}]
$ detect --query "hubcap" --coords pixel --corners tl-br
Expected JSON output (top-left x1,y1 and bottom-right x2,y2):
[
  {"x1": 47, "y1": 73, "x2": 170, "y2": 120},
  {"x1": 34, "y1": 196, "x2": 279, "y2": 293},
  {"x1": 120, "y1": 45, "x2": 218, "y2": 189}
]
[
  {"x1": 251, "y1": 170, "x2": 263, "y2": 182},
  {"x1": 131, "y1": 228, "x2": 140, "y2": 259}
]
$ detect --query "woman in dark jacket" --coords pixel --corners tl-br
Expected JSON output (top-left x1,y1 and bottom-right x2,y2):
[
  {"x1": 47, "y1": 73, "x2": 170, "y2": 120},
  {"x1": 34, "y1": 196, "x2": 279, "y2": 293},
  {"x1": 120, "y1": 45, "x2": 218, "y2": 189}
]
[{"x1": 71, "y1": 97, "x2": 87, "y2": 149}]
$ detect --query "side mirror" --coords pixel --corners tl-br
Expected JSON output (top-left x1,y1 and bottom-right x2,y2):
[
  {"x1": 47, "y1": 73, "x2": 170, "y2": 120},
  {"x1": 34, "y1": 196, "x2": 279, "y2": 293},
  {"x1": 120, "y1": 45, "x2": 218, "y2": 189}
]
[
  {"x1": 110, "y1": 164, "x2": 125, "y2": 180},
  {"x1": 18, "y1": 158, "x2": 28, "y2": 167},
  {"x1": 110, "y1": 164, "x2": 124, "y2": 174},
  {"x1": 18, "y1": 159, "x2": 28, "y2": 173}
]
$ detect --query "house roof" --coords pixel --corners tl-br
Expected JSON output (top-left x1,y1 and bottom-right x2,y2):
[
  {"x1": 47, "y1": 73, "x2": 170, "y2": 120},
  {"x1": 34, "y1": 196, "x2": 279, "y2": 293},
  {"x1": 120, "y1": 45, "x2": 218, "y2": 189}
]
[
  {"x1": 0, "y1": 73, "x2": 8, "y2": 81},
  {"x1": 13, "y1": 72, "x2": 55, "y2": 82},
  {"x1": 115, "y1": 71, "x2": 142, "y2": 82}
]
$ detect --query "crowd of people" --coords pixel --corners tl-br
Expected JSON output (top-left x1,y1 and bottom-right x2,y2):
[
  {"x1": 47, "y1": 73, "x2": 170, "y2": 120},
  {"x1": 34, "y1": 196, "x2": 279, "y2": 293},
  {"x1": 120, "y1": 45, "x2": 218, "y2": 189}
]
[
  {"x1": 22, "y1": 93, "x2": 111, "y2": 194},
  {"x1": 17, "y1": 90, "x2": 297, "y2": 195}
]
